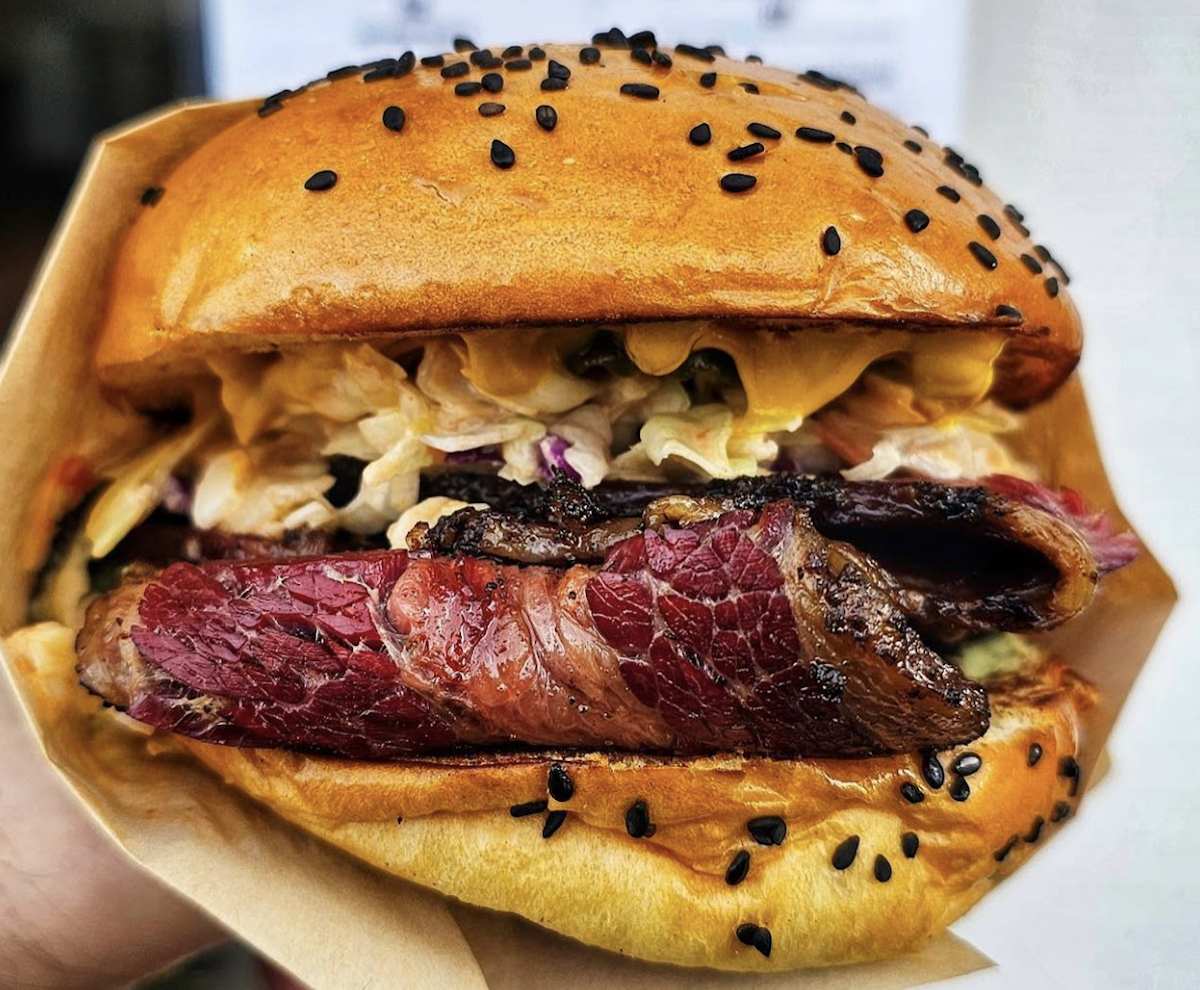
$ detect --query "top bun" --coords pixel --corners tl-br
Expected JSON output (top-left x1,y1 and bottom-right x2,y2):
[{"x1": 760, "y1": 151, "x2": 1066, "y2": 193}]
[{"x1": 96, "y1": 39, "x2": 1080, "y2": 406}]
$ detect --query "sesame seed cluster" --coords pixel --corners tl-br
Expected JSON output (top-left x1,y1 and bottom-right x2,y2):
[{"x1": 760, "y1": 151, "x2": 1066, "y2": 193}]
[{"x1": 141, "y1": 27, "x2": 1070, "y2": 318}]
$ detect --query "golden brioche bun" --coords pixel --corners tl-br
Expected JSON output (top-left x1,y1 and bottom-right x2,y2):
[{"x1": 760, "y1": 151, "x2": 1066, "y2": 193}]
[
  {"x1": 176, "y1": 658, "x2": 1093, "y2": 971},
  {"x1": 96, "y1": 43, "x2": 1079, "y2": 407}
]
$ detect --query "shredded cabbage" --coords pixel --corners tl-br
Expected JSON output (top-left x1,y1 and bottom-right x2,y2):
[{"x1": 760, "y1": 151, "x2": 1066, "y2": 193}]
[
  {"x1": 101, "y1": 337, "x2": 1031, "y2": 545},
  {"x1": 191, "y1": 447, "x2": 335, "y2": 537},
  {"x1": 612, "y1": 405, "x2": 776, "y2": 481},
  {"x1": 841, "y1": 404, "x2": 1035, "y2": 482},
  {"x1": 84, "y1": 410, "x2": 219, "y2": 558}
]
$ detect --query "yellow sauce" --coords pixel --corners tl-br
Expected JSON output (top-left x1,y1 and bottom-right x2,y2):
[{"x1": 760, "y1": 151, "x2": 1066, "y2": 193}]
[{"x1": 459, "y1": 323, "x2": 1004, "y2": 431}]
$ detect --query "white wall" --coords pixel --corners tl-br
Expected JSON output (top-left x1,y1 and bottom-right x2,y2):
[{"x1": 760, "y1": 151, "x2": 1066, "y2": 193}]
[{"x1": 946, "y1": 4, "x2": 1200, "y2": 988}]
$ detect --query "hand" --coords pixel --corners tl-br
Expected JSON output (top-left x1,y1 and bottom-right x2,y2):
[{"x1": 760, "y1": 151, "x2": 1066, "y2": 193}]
[{"x1": 0, "y1": 668, "x2": 223, "y2": 990}]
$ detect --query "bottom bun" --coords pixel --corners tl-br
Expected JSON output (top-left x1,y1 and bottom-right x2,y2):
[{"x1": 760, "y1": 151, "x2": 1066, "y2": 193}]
[{"x1": 176, "y1": 659, "x2": 1093, "y2": 971}]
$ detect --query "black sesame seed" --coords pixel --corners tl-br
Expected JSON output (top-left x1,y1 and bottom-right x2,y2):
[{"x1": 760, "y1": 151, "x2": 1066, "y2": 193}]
[
  {"x1": 542, "y1": 809, "x2": 568, "y2": 838},
  {"x1": 699, "y1": 71, "x2": 717, "y2": 88},
  {"x1": 706, "y1": 44, "x2": 727, "y2": 56},
  {"x1": 905, "y1": 209, "x2": 931, "y2": 233},
  {"x1": 836, "y1": 141, "x2": 853, "y2": 154},
  {"x1": 913, "y1": 124, "x2": 929, "y2": 136},
  {"x1": 748, "y1": 816, "x2": 787, "y2": 846},
  {"x1": 874, "y1": 855, "x2": 892, "y2": 883},
  {"x1": 481, "y1": 72, "x2": 504, "y2": 93},
  {"x1": 676, "y1": 43, "x2": 716, "y2": 63},
  {"x1": 629, "y1": 30, "x2": 657, "y2": 48},
  {"x1": 580, "y1": 46, "x2": 601, "y2": 64},
  {"x1": 510, "y1": 799, "x2": 548, "y2": 818},
  {"x1": 547, "y1": 59, "x2": 571, "y2": 80},
  {"x1": 594, "y1": 28, "x2": 629, "y2": 49},
  {"x1": 1028, "y1": 743, "x2": 1044, "y2": 766},
  {"x1": 952, "y1": 752, "x2": 982, "y2": 777},
  {"x1": 327, "y1": 64, "x2": 361, "y2": 80},
  {"x1": 503, "y1": 45, "x2": 523, "y2": 59},
  {"x1": 540, "y1": 77, "x2": 568, "y2": 92},
  {"x1": 977, "y1": 214, "x2": 1002, "y2": 240},
  {"x1": 453, "y1": 37, "x2": 477, "y2": 53},
  {"x1": 996, "y1": 304, "x2": 1023, "y2": 320},
  {"x1": 793, "y1": 128, "x2": 835, "y2": 148},
  {"x1": 822, "y1": 226, "x2": 842, "y2": 257},
  {"x1": 949, "y1": 776, "x2": 971, "y2": 801},
  {"x1": 1045, "y1": 276, "x2": 1060, "y2": 298},
  {"x1": 688, "y1": 122, "x2": 712, "y2": 146},
  {"x1": 752, "y1": 927, "x2": 772, "y2": 958},
  {"x1": 1051, "y1": 801, "x2": 1072, "y2": 823},
  {"x1": 304, "y1": 169, "x2": 337, "y2": 192},
  {"x1": 921, "y1": 750, "x2": 945, "y2": 788},
  {"x1": 968, "y1": 242, "x2": 998, "y2": 270},
  {"x1": 720, "y1": 173, "x2": 756, "y2": 193},
  {"x1": 746, "y1": 54, "x2": 763, "y2": 63},
  {"x1": 937, "y1": 185, "x2": 961, "y2": 202},
  {"x1": 1020, "y1": 253, "x2": 1044, "y2": 274},
  {"x1": 381, "y1": 106, "x2": 406, "y2": 132},
  {"x1": 420, "y1": 55, "x2": 445, "y2": 68},
  {"x1": 903, "y1": 139, "x2": 923, "y2": 153},
  {"x1": 841, "y1": 110, "x2": 857, "y2": 125},
  {"x1": 535, "y1": 104, "x2": 558, "y2": 131},
  {"x1": 1060, "y1": 755, "x2": 1081, "y2": 795},
  {"x1": 736, "y1": 924, "x2": 772, "y2": 958},
  {"x1": 469, "y1": 49, "x2": 495, "y2": 67},
  {"x1": 631, "y1": 47, "x2": 652, "y2": 65},
  {"x1": 490, "y1": 139, "x2": 515, "y2": 170},
  {"x1": 831, "y1": 835, "x2": 860, "y2": 870},
  {"x1": 1049, "y1": 256, "x2": 1072, "y2": 284},
  {"x1": 478, "y1": 102, "x2": 505, "y2": 117},
  {"x1": 854, "y1": 145, "x2": 884, "y2": 178},
  {"x1": 257, "y1": 100, "x2": 284, "y2": 117},
  {"x1": 801, "y1": 68, "x2": 839, "y2": 91},
  {"x1": 1024, "y1": 816, "x2": 1045, "y2": 843},
  {"x1": 652, "y1": 51, "x2": 673, "y2": 68},
  {"x1": 725, "y1": 850, "x2": 751, "y2": 885},
  {"x1": 1034, "y1": 244, "x2": 1052, "y2": 261},
  {"x1": 478, "y1": 56, "x2": 503, "y2": 70},
  {"x1": 901, "y1": 832, "x2": 919, "y2": 859},
  {"x1": 900, "y1": 781, "x2": 924, "y2": 804},
  {"x1": 396, "y1": 816, "x2": 403, "y2": 825},
  {"x1": 396, "y1": 51, "x2": 415, "y2": 76},
  {"x1": 748, "y1": 122, "x2": 781, "y2": 140},
  {"x1": 994, "y1": 835, "x2": 1019, "y2": 862},
  {"x1": 529, "y1": 46, "x2": 546, "y2": 60},
  {"x1": 264, "y1": 88, "x2": 292, "y2": 103},
  {"x1": 454, "y1": 81, "x2": 482, "y2": 96},
  {"x1": 140, "y1": 186, "x2": 164, "y2": 206},
  {"x1": 625, "y1": 799, "x2": 651, "y2": 838},
  {"x1": 362, "y1": 65, "x2": 394, "y2": 83},
  {"x1": 505, "y1": 58, "x2": 532, "y2": 71},
  {"x1": 739, "y1": 82, "x2": 760, "y2": 94},
  {"x1": 727, "y1": 142, "x2": 765, "y2": 161},
  {"x1": 441, "y1": 61, "x2": 469, "y2": 78},
  {"x1": 620, "y1": 82, "x2": 660, "y2": 100}
]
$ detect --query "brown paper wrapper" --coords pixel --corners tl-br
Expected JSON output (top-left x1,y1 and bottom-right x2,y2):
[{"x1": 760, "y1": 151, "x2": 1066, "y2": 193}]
[{"x1": 0, "y1": 100, "x2": 1176, "y2": 989}]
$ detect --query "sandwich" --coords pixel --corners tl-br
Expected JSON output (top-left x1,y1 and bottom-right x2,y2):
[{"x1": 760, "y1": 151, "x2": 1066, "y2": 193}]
[{"x1": 23, "y1": 31, "x2": 1141, "y2": 970}]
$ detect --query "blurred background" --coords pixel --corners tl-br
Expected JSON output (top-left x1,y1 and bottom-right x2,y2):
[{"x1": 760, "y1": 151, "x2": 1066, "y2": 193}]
[{"x1": 2, "y1": 1, "x2": 1197, "y2": 988}]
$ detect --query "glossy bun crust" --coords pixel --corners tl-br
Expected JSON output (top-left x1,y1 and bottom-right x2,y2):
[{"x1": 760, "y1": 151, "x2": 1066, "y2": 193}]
[
  {"x1": 177, "y1": 659, "x2": 1093, "y2": 971},
  {"x1": 97, "y1": 42, "x2": 1080, "y2": 407}
]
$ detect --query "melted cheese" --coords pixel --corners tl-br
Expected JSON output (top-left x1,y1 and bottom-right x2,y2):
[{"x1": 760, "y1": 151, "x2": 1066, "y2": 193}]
[{"x1": 458, "y1": 323, "x2": 1004, "y2": 431}]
